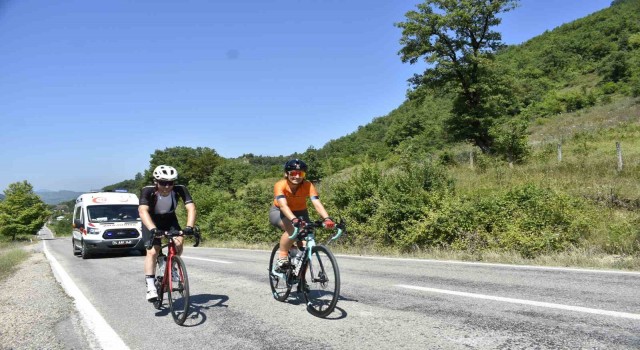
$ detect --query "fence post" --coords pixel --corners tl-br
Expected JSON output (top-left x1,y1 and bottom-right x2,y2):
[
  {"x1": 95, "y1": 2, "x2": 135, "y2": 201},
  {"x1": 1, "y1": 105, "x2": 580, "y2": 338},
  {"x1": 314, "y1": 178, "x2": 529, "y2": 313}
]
[
  {"x1": 616, "y1": 141, "x2": 623, "y2": 171},
  {"x1": 469, "y1": 149, "x2": 474, "y2": 169},
  {"x1": 557, "y1": 143, "x2": 562, "y2": 163}
]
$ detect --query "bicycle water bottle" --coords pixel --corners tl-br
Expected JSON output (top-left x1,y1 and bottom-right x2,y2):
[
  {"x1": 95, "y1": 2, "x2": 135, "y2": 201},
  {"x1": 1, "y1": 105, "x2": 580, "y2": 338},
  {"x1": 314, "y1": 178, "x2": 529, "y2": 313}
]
[
  {"x1": 158, "y1": 256, "x2": 166, "y2": 273},
  {"x1": 293, "y1": 249, "x2": 304, "y2": 266}
]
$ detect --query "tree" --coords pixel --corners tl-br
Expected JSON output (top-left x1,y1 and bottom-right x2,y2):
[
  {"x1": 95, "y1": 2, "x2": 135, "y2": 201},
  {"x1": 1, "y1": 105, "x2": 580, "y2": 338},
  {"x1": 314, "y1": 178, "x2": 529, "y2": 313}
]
[
  {"x1": 208, "y1": 160, "x2": 254, "y2": 198},
  {"x1": 302, "y1": 146, "x2": 326, "y2": 181},
  {"x1": 147, "y1": 147, "x2": 224, "y2": 185},
  {"x1": 489, "y1": 116, "x2": 530, "y2": 165},
  {"x1": 598, "y1": 51, "x2": 629, "y2": 83},
  {"x1": 0, "y1": 181, "x2": 51, "y2": 241},
  {"x1": 396, "y1": 0, "x2": 518, "y2": 152},
  {"x1": 384, "y1": 110, "x2": 425, "y2": 148},
  {"x1": 102, "y1": 173, "x2": 145, "y2": 193}
]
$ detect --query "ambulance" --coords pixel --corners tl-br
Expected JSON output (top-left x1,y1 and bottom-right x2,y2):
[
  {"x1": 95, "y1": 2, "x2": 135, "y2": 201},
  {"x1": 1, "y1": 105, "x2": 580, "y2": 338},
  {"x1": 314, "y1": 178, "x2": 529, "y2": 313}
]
[{"x1": 71, "y1": 190, "x2": 145, "y2": 259}]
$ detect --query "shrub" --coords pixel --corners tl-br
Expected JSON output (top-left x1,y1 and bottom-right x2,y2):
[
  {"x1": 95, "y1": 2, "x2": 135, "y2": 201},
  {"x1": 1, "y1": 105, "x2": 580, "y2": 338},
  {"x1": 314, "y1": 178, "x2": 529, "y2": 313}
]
[
  {"x1": 458, "y1": 184, "x2": 592, "y2": 257},
  {"x1": 49, "y1": 217, "x2": 72, "y2": 237},
  {"x1": 600, "y1": 81, "x2": 618, "y2": 95}
]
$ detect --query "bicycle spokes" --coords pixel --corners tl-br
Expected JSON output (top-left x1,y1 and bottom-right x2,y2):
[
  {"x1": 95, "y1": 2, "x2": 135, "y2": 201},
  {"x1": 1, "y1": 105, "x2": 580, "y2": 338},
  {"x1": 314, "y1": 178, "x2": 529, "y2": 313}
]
[
  {"x1": 302, "y1": 245, "x2": 340, "y2": 318},
  {"x1": 268, "y1": 243, "x2": 293, "y2": 301}
]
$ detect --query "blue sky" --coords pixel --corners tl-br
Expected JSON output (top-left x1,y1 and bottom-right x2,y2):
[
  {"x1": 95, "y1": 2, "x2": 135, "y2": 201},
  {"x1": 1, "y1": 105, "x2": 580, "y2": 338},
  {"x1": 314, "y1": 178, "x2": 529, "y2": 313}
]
[{"x1": 0, "y1": 0, "x2": 612, "y2": 192}]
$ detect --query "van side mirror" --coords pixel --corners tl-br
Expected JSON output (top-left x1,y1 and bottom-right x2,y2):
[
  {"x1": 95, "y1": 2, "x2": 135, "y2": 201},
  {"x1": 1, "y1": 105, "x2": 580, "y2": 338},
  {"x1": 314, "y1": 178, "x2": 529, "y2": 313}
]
[{"x1": 73, "y1": 219, "x2": 83, "y2": 228}]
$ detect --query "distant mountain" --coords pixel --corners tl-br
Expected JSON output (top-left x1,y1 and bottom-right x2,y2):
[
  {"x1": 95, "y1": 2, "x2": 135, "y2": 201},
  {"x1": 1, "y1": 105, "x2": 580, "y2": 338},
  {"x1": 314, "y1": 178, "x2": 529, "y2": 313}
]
[{"x1": 35, "y1": 190, "x2": 83, "y2": 205}]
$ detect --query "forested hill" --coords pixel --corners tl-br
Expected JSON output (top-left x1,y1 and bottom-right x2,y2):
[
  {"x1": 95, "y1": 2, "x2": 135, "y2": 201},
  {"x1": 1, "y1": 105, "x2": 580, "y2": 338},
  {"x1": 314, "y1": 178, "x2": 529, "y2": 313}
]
[{"x1": 308, "y1": 0, "x2": 640, "y2": 171}]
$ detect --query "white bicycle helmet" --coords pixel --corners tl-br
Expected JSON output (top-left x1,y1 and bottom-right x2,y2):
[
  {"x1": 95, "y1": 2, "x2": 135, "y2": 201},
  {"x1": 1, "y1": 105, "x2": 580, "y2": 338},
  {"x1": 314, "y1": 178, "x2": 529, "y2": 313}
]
[{"x1": 153, "y1": 165, "x2": 178, "y2": 181}]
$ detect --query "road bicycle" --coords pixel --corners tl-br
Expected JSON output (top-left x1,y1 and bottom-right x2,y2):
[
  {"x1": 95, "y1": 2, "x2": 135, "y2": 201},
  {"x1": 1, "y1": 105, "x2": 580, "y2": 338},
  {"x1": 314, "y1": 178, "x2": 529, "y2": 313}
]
[
  {"x1": 152, "y1": 227, "x2": 200, "y2": 325},
  {"x1": 268, "y1": 218, "x2": 346, "y2": 317}
]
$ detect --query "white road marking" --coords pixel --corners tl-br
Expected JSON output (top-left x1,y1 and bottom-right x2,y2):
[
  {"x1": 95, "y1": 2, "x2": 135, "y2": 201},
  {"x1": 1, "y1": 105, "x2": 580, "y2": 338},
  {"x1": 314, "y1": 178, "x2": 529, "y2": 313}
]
[
  {"x1": 183, "y1": 256, "x2": 233, "y2": 264},
  {"x1": 396, "y1": 284, "x2": 640, "y2": 320},
  {"x1": 336, "y1": 254, "x2": 640, "y2": 275},
  {"x1": 43, "y1": 241, "x2": 129, "y2": 350}
]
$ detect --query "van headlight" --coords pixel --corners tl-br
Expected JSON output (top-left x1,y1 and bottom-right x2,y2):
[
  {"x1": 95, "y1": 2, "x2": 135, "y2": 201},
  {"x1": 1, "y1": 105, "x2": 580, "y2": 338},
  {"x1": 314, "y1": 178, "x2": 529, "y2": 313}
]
[{"x1": 88, "y1": 228, "x2": 101, "y2": 235}]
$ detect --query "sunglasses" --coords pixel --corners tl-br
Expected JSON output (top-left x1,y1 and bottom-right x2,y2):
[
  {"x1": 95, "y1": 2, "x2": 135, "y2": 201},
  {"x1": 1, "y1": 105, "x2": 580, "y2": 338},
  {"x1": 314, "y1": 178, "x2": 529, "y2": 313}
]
[
  {"x1": 288, "y1": 170, "x2": 306, "y2": 178},
  {"x1": 158, "y1": 181, "x2": 174, "y2": 187}
]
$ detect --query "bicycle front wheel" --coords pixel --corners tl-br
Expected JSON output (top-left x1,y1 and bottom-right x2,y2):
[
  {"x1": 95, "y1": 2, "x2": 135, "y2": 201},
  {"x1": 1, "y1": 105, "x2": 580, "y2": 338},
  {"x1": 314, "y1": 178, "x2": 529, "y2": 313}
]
[
  {"x1": 302, "y1": 245, "x2": 340, "y2": 318},
  {"x1": 269, "y1": 243, "x2": 293, "y2": 301},
  {"x1": 153, "y1": 255, "x2": 165, "y2": 310},
  {"x1": 168, "y1": 256, "x2": 190, "y2": 325}
]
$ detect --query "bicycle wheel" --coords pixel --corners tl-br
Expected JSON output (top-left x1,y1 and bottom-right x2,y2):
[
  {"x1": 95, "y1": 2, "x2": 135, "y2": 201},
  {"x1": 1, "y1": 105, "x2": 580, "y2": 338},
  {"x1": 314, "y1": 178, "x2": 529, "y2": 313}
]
[
  {"x1": 268, "y1": 243, "x2": 292, "y2": 301},
  {"x1": 167, "y1": 256, "x2": 190, "y2": 325},
  {"x1": 153, "y1": 256, "x2": 165, "y2": 310},
  {"x1": 302, "y1": 245, "x2": 340, "y2": 318}
]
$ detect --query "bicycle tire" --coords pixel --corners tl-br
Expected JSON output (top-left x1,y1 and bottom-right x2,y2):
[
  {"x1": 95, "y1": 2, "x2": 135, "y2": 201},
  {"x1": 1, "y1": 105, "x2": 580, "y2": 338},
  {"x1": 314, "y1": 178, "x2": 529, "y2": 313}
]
[
  {"x1": 302, "y1": 245, "x2": 340, "y2": 318},
  {"x1": 168, "y1": 256, "x2": 190, "y2": 325},
  {"x1": 153, "y1": 255, "x2": 165, "y2": 310},
  {"x1": 268, "y1": 243, "x2": 292, "y2": 301}
]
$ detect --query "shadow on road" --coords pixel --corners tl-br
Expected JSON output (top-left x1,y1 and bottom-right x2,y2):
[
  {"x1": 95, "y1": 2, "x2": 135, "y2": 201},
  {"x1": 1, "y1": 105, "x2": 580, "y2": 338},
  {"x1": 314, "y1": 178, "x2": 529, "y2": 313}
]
[
  {"x1": 322, "y1": 306, "x2": 347, "y2": 320},
  {"x1": 278, "y1": 292, "x2": 349, "y2": 320},
  {"x1": 180, "y1": 293, "x2": 230, "y2": 327},
  {"x1": 339, "y1": 294, "x2": 358, "y2": 302}
]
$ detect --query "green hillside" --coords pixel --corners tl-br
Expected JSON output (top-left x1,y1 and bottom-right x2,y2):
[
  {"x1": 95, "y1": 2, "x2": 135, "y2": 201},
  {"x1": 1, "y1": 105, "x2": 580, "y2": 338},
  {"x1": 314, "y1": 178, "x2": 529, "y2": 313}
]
[
  {"x1": 102, "y1": 0, "x2": 640, "y2": 268},
  {"x1": 311, "y1": 0, "x2": 640, "y2": 172}
]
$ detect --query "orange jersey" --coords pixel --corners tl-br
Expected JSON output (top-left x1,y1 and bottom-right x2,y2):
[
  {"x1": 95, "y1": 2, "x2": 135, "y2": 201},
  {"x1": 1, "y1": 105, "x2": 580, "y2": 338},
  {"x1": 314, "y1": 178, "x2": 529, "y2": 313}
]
[{"x1": 273, "y1": 179, "x2": 318, "y2": 211}]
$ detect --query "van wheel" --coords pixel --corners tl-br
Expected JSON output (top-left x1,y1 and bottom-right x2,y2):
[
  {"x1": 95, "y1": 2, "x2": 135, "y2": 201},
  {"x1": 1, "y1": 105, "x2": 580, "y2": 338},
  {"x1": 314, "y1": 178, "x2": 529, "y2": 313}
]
[
  {"x1": 72, "y1": 238, "x2": 81, "y2": 256},
  {"x1": 81, "y1": 241, "x2": 92, "y2": 259}
]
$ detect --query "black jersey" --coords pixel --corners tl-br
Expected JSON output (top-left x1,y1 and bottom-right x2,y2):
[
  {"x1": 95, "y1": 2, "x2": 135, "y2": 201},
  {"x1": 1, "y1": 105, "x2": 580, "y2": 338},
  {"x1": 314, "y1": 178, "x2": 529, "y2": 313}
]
[{"x1": 139, "y1": 185, "x2": 194, "y2": 216}]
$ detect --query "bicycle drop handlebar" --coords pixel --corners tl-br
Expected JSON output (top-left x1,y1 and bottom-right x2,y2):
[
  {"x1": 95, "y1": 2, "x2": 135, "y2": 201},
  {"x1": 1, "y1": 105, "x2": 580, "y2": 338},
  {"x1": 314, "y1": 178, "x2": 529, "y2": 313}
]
[
  {"x1": 288, "y1": 218, "x2": 346, "y2": 243},
  {"x1": 154, "y1": 227, "x2": 201, "y2": 247}
]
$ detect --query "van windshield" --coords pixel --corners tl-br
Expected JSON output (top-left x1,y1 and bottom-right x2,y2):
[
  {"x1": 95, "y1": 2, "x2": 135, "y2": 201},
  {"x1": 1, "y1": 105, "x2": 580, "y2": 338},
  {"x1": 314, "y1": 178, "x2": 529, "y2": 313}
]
[{"x1": 87, "y1": 205, "x2": 140, "y2": 223}]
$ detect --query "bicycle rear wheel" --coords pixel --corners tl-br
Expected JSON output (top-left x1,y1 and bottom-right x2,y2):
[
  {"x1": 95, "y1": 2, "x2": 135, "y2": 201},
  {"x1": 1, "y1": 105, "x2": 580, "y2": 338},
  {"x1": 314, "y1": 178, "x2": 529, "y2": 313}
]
[
  {"x1": 302, "y1": 245, "x2": 340, "y2": 318},
  {"x1": 268, "y1": 243, "x2": 292, "y2": 301},
  {"x1": 168, "y1": 256, "x2": 190, "y2": 325}
]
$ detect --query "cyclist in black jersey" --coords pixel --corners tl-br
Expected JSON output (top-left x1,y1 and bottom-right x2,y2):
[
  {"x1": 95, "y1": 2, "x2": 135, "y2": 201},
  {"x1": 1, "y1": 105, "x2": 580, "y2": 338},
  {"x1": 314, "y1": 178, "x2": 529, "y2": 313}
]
[{"x1": 139, "y1": 165, "x2": 197, "y2": 302}]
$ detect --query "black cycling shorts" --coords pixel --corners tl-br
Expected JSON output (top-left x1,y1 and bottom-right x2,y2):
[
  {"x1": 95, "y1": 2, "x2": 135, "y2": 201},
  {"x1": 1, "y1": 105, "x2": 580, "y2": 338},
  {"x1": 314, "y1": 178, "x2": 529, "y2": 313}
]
[{"x1": 142, "y1": 214, "x2": 181, "y2": 248}]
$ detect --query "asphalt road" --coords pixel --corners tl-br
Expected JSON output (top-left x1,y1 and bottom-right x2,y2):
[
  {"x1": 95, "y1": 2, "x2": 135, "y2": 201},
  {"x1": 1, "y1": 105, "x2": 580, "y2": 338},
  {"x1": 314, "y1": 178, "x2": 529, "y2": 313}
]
[{"x1": 41, "y1": 229, "x2": 640, "y2": 350}]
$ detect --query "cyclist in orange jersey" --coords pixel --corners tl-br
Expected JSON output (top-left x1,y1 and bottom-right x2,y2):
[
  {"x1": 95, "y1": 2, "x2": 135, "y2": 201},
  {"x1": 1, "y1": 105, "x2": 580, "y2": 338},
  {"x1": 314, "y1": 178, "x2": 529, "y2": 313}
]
[{"x1": 269, "y1": 159, "x2": 335, "y2": 270}]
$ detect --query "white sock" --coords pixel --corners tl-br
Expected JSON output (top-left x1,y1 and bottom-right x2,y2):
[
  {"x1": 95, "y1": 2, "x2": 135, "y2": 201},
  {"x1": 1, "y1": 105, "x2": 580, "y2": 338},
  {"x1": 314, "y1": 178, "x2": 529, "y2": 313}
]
[{"x1": 146, "y1": 277, "x2": 155, "y2": 289}]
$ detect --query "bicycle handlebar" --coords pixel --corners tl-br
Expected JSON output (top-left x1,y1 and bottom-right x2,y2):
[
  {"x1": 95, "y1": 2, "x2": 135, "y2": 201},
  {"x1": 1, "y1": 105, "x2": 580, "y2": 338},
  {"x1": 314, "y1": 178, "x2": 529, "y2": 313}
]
[
  {"x1": 154, "y1": 227, "x2": 201, "y2": 247},
  {"x1": 288, "y1": 218, "x2": 346, "y2": 243}
]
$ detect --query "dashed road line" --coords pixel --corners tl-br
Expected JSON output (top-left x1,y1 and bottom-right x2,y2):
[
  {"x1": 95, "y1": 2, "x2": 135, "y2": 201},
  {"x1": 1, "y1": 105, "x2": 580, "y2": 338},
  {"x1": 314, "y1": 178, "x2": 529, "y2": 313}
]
[{"x1": 183, "y1": 256, "x2": 233, "y2": 264}]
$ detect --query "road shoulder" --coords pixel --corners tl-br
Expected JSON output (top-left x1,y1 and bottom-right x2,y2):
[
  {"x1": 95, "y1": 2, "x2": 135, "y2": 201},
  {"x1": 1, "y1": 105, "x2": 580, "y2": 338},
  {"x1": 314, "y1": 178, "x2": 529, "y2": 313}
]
[{"x1": 0, "y1": 243, "x2": 94, "y2": 349}]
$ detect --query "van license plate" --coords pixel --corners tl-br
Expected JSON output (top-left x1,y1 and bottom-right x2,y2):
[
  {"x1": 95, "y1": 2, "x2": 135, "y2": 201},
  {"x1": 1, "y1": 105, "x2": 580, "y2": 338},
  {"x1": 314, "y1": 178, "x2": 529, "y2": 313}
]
[{"x1": 112, "y1": 240, "x2": 132, "y2": 245}]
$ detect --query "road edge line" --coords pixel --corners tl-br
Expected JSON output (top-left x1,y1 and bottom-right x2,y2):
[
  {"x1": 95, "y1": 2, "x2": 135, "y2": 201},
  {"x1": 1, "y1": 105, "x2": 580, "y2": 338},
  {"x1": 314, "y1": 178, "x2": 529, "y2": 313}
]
[{"x1": 43, "y1": 240, "x2": 129, "y2": 350}]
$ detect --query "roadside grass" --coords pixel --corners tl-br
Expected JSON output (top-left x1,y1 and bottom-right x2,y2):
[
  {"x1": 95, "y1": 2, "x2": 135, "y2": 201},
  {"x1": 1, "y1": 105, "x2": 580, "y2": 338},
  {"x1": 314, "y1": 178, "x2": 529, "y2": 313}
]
[
  {"x1": 0, "y1": 242, "x2": 31, "y2": 281},
  {"x1": 441, "y1": 97, "x2": 640, "y2": 259}
]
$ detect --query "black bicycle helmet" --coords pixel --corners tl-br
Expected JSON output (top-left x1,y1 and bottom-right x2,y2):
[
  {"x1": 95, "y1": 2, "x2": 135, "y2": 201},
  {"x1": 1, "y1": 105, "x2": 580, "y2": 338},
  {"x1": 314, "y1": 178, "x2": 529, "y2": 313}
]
[{"x1": 284, "y1": 159, "x2": 308, "y2": 172}]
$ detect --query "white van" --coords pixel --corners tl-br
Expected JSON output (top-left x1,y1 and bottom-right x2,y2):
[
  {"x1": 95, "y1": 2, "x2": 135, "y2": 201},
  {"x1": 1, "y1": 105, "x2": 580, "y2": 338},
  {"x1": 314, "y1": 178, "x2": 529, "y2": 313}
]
[{"x1": 72, "y1": 191, "x2": 145, "y2": 259}]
